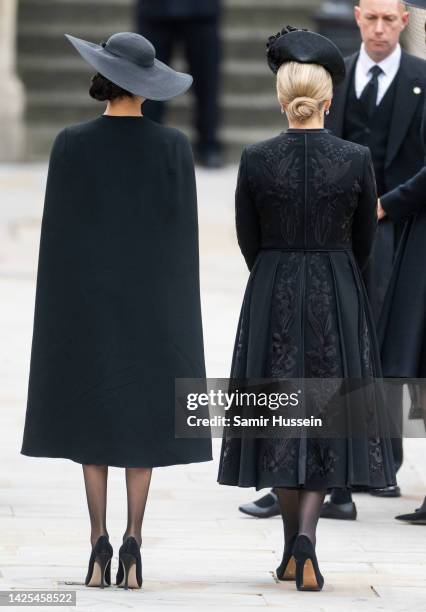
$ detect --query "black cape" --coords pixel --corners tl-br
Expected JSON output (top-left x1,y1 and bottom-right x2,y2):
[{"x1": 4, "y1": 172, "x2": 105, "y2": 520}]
[{"x1": 21, "y1": 115, "x2": 212, "y2": 468}]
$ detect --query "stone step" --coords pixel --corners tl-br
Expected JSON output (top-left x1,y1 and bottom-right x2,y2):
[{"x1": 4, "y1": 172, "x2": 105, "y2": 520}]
[
  {"x1": 18, "y1": 57, "x2": 274, "y2": 96},
  {"x1": 23, "y1": 91, "x2": 283, "y2": 128},
  {"x1": 24, "y1": 122, "x2": 281, "y2": 161},
  {"x1": 16, "y1": 0, "x2": 315, "y2": 158},
  {"x1": 17, "y1": 20, "x2": 314, "y2": 61},
  {"x1": 18, "y1": 0, "x2": 318, "y2": 29}
]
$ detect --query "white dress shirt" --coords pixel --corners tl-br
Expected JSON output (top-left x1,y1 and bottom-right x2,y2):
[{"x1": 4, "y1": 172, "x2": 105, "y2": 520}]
[{"x1": 355, "y1": 43, "x2": 402, "y2": 105}]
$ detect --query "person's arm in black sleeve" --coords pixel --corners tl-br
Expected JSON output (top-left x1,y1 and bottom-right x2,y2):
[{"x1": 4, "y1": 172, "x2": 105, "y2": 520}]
[
  {"x1": 380, "y1": 166, "x2": 426, "y2": 221},
  {"x1": 352, "y1": 147, "x2": 378, "y2": 271},
  {"x1": 235, "y1": 147, "x2": 260, "y2": 271},
  {"x1": 380, "y1": 93, "x2": 426, "y2": 221}
]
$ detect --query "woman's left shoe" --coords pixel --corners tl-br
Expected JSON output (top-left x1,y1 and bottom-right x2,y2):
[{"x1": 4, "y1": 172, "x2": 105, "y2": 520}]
[
  {"x1": 85, "y1": 535, "x2": 113, "y2": 588},
  {"x1": 116, "y1": 536, "x2": 143, "y2": 589},
  {"x1": 276, "y1": 534, "x2": 297, "y2": 580},
  {"x1": 293, "y1": 535, "x2": 324, "y2": 591}
]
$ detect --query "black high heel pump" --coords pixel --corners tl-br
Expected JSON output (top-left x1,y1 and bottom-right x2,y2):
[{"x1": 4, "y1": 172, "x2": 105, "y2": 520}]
[
  {"x1": 85, "y1": 535, "x2": 113, "y2": 588},
  {"x1": 293, "y1": 535, "x2": 324, "y2": 591},
  {"x1": 276, "y1": 534, "x2": 297, "y2": 581},
  {"x1": 116, "y1": 536, "x2": 143, "y2": 589}
]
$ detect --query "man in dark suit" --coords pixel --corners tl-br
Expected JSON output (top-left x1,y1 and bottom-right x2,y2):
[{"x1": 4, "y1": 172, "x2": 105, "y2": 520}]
[
  {"x1": 136, "y1": 0, "x2": 223, "y2": 168},
  {"x1": 326, "y1": 0, "x2": 425, "y2": 317},
  {"x1": 323, "y1": 0, "x2": 426, "y2": 519},
  {"x1": 239, "y1": 0, "x2": 426, "y2": 521},
  {"x1": 377, "y1": 0, "x2": 426, "y2": 526}
]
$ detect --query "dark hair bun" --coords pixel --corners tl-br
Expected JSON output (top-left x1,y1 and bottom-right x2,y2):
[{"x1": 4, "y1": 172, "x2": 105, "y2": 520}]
[{"x1": 89, "y1": 73, "x2": 132, "y2": 101}]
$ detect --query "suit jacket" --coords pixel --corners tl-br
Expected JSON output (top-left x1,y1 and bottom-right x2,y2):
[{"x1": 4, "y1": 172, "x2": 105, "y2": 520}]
[
  {"x1": 377, "y1": 95, "x2": 426, "y2": 378},
  {"x1": 325, "y1": 50, "x2": 426, "y2": 193},
  {"x1": 381, "y1": 95, "x2": 426, "y2": 219},
  {"x1": 137, "y1": 0, "x2": 220, "y2": 19}
]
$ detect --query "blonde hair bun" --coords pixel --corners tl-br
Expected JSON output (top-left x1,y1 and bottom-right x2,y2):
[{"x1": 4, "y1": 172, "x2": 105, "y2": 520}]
[
  {"x1": 277, "y1": 61, "x2": 333, "y2": 123},
  {"x1": 287, "y1": 97, "x2": 319, "y2": 121}
]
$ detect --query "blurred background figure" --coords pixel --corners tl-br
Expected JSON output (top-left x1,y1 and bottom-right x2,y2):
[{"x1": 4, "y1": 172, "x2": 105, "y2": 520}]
[{"x1": 136, "y1": 0, "x2": 224, "y2": 168}]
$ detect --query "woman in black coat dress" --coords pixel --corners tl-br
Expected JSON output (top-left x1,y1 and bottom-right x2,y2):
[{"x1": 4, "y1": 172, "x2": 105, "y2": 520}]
[
  {"x1": 217, "y1": 27, "x2": 396, "y2": 591},
  {"x1": 20, "y1": 33, "x2": 212, "y2": 589}
]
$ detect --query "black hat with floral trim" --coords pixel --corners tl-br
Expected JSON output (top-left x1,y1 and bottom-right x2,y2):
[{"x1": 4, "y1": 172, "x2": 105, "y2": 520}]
[{"x1": 266, "y1": 25, "x2": 346, "y2": 85}]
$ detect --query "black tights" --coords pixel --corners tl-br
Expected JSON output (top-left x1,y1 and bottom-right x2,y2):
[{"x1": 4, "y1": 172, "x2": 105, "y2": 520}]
[
  {"x1": 276, "y1": 488, "x2": 326, "y2": 548},
  {"x1": 82, "y1": 465, "x2": 152, "y2": 549}
]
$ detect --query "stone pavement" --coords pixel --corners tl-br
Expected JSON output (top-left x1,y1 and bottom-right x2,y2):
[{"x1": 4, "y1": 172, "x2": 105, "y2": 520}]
[{"x1": 0, "y1": 162, "x2": 425, "y2": 611}]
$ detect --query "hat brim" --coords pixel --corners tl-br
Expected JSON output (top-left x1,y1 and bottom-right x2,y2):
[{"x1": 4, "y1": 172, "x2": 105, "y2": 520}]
[{"x1": 65, "y1": 34, "x2": 193, "y2": 101}]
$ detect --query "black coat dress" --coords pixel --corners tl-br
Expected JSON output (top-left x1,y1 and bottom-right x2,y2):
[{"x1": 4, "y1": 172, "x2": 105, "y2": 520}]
[
  {"x1": 21, "y1": 115, "x2": 212, "y2": 468},
  {"x1": 217, "y1": 128, "x2": 396, "y2": 490}
]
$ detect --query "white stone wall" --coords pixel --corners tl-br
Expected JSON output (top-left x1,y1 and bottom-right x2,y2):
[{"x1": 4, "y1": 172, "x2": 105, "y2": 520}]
[
  {"x1": 404, "y1": 6, "x2": 426, "y2": 60},
  {"x1": 0, "y1": 0, "x2": 25, "y2": 161}
]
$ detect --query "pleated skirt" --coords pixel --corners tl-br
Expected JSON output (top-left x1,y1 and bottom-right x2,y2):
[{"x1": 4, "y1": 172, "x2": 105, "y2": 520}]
[{"x1": 217, "y1": 249, "x2": 397, "y2": 490}]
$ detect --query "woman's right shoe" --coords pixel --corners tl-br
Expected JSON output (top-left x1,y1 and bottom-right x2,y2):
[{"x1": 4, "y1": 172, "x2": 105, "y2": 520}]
[
  {"x1": 85, "y1": 535, "x2": 113, "y2": 588},
  {"x1": 276, "y1": 534, "x2": 297, "y2": 580},
  {"x1": 293, "y1": 535, "x2": 324, "y2": 591},
  {"x1": 116, "y1": 536, "x2": 143, "y2": 589}
]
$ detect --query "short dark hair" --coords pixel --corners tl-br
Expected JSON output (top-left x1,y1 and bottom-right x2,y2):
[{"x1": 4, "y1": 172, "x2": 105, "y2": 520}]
[{"x1": 89, "y1": 73, "x2": 133, "y2": 101}]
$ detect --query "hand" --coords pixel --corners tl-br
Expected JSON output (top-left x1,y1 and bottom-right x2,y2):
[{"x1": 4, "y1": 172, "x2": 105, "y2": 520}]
[{"x1": 377, "y1": 199, "x2": 386, "y2": 220}]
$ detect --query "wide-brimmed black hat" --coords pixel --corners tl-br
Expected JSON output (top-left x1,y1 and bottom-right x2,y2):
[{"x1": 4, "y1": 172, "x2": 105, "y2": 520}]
[
  {"x1": 65, "y1": 32, "x2": 193, "y2": 101},
  {"x1": 267, "y1": 25, "x2": 346, "y2": 85}
]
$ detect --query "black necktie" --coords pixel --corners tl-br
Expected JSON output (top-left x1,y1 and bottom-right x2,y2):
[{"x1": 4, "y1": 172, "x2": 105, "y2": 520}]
[{"x1": 360, "y1": 65, "x2": 383, "y2": 117}]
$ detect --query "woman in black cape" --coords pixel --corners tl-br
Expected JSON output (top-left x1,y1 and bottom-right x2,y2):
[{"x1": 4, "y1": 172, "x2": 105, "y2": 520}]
[
  {"x1": 20, "y1": 32, "x2": 212, "y2": 589},
  {"x1": 217, "y1": 27, "x2": 396, "y2": 591}
]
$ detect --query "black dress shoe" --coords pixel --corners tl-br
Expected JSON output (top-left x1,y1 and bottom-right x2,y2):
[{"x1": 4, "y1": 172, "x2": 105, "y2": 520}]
[
  {"x1": 321, "y1": 500, "x2": 357, "y2": 520},
  {"x1": 293, "y1": 535, "x2": 324, "y2": 591},
  {"x1": 395, "y1": 508, "x2": 426, "y2": 524},
  {"x1": 370, "y1": 485, "x2": 401, "y2": 498},
  {"x1": 85, "y1": 535, "x2": 113, "y2": 588},
  {"x1": 116, "y1": 536, "x2": 143, "y2": 589},
  {"x1": 276, "y1": 533, "x2": 297, "y2": 581},
  {"x1": 239, "y1": 490, "x2": 280, "y2": 518}
]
